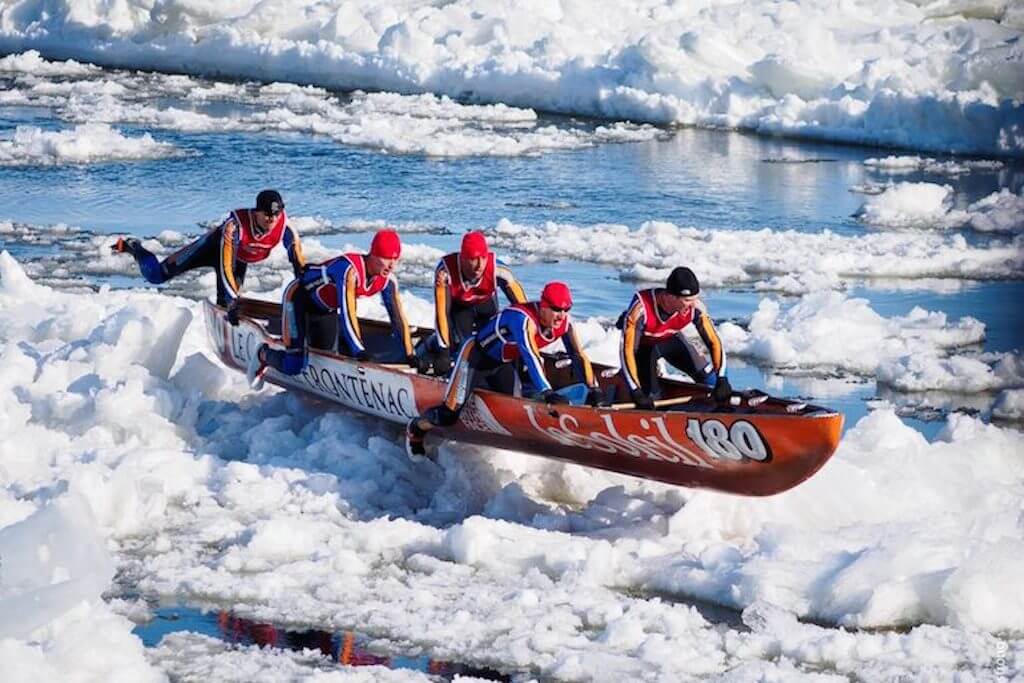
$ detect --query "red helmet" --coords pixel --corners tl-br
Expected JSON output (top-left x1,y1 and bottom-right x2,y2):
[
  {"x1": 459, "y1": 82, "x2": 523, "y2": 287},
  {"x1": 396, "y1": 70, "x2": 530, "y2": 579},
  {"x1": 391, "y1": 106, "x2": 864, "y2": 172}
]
[
  {"x1": 370, "y1": 229, "x2": 401, "y2": 259},
  {"x1": 540, "y1": 281, "x2": 573, "y2": 310},
  {"x1": 460, "y1": 231, "x2": 489, "y2": 259}
]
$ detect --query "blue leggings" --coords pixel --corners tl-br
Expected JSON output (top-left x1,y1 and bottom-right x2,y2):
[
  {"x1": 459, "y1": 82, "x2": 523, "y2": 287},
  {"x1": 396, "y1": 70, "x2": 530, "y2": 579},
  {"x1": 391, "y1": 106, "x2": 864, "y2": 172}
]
[{"x1": 129, "y1": 227, "x2": 246, "y2": 306}]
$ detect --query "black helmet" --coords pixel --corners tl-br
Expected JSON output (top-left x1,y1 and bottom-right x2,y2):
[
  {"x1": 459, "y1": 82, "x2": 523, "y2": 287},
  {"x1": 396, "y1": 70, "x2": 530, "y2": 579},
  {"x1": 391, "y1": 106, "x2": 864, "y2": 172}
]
[
  {"x1": 666, "y1": 266, "x2": 699, "y2": 296},
  {"x1": 255, "y1": 189, "x2": 284, "y2": 216}
]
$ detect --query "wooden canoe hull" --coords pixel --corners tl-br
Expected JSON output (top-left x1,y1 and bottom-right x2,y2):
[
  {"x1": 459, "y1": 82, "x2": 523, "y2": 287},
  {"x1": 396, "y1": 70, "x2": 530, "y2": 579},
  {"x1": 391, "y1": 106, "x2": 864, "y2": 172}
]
[{"x1": 203, "y1": 300, "x2": 843, "y2": 496}]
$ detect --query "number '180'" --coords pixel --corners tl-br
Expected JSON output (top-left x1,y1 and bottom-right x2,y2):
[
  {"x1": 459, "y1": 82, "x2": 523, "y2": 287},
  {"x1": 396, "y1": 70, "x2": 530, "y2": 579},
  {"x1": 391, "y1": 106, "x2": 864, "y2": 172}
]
[{"x1": 686, "y1": 418, "x2": 771, "y2": 462}]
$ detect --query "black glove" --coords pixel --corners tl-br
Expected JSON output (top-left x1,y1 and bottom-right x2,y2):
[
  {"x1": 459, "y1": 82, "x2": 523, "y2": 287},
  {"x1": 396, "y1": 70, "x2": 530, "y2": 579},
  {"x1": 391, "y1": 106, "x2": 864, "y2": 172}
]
[
  {"x1": 434, "y1": 350, "x2": 452, "y2": 376},
  {"x1": 408, "y1": 354, "x2": 432, "y2": 373},
  {"x1": 585, "y1": 386, "x2": 604, "y2": 407},
  {"x1": 226, "y1": 301, "x2": 241, "y2": 326},
  {"x1": 631, "y1": 388, "x2": 655, "y2": 410},
  {"x1": 541, "y1": 389, "x2": 570, "y2": 405},
  {"x1": 713, "y1": 376, "x2": 733, "y2": 403}
]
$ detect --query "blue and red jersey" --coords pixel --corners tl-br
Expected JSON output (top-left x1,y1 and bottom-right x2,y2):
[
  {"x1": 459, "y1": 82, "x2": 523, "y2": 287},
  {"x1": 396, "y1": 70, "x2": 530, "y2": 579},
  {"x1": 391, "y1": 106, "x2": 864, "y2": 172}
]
[
  {"x1": 474, "y1": 302, "x2": 594, "y2": 393},
  {"x1": 219, "y1": 208, "x2": 305, "y2": 304},
  {"x1": 297, "y1": 252, "x2": 412, "y2": 356}
]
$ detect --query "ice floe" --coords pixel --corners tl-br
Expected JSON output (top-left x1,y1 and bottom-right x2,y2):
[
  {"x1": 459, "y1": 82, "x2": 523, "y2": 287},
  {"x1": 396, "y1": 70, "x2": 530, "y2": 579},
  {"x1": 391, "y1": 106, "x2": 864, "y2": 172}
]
[
  {"x1": 716, "y1": 291, "x2": 1022, "y2": 393},
  {"x1": 1, "y1": 253, "x2": 1022, "y2": 680},
  {"x1": 0, "y1": 123, "x2": 186, "y2": 166},
  {"x1": 487, "y1": 217, "x2": 1024, "y2": 288},
  {"x1": 0, "y1": 0, "x2": 1021, "y2": 156},
  {"x1": 0, "y1": 54, "x2": 665, "y2": 158},
  {"x1": 856, "y1": 182, "x2": 1024, "y2": 233},
  {"x1": 864, "y1": 155, "x2": 1005, "y2": 176}
]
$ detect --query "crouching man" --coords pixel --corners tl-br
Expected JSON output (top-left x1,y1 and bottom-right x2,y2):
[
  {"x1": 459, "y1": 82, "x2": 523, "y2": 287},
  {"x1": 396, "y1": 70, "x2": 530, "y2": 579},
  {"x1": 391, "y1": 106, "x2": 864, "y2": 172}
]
[
  {"x1": 406, "y1": 281, "x2": 601, "y2": 458},
  {"x1": 246, "y1": 229, "x2": 415, "y2": 388}
]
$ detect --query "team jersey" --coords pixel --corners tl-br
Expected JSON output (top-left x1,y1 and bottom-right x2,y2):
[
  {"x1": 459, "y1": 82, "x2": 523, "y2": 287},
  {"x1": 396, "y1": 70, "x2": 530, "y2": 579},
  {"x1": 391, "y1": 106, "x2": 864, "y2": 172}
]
[
  {"x1": 300, "y1": 252, "x2": 412, "y2": 356},
  {"x1": 219, "y1": 208, "x2": 305, "y2": 303},
  {"x1": 618, "y1": 288, "x2": 725, "y2": 391},
  {"x1": 475, "y1": 302, "x2": 594, "y2": 393},
  {"x1": 433, "y1": 253, "x2": 526, "y2": 348}
]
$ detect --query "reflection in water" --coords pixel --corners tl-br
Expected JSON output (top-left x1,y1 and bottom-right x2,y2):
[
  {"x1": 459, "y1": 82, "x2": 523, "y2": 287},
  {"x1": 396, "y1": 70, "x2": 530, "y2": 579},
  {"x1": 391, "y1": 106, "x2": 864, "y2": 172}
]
[{"x1": 215, "y1": 612, "x2": 509, "y2": 681}]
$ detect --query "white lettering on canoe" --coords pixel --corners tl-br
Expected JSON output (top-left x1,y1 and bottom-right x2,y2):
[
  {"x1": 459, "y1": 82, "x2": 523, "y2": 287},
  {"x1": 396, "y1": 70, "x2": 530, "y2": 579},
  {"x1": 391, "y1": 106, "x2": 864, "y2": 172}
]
[
  {"x1": 522, "y1": 405, "x2": 714, "y2": 469},
  {"x1": 686, "y1": 418, "x2": 771, "y2": 462},
  {"x1": 298, "y1": 359, "x2": 415, "y2": 420},
  {"x1": 226, "y1": 325, "x2": 414, "y2": 421}
]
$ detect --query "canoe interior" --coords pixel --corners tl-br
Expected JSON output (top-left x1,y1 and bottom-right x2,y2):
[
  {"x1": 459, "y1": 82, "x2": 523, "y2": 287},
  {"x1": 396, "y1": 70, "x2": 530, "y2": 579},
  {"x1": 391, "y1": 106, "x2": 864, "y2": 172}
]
[{"x1": 235, "y1": 298, "x2": 828, "y2": 417}]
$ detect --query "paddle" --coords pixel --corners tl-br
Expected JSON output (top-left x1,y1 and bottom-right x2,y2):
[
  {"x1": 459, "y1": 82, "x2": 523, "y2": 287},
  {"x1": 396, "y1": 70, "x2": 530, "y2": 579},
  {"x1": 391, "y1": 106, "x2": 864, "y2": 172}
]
[{"x1": 608, "y1": 395, "x2": 695, "y2": 410}]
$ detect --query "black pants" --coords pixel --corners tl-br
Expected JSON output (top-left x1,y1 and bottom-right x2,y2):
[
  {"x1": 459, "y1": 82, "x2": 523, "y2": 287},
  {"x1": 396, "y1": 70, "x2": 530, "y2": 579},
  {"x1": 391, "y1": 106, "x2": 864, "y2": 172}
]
[
  {"x1": 132, "y1": 226, "x2": 245, "y2": 306},
  {"x1": 426, "y1": 299, "x2": 498, "y2": 355},
  {"x1": 423, "y1": 340, "x2": 517, "y2": 426},
  {"x1": 263, "y1": 289, "x2": 407, "y2": 376},
  {"x1": 634, "y1": 335, "x2": 715, "y2": 395}
]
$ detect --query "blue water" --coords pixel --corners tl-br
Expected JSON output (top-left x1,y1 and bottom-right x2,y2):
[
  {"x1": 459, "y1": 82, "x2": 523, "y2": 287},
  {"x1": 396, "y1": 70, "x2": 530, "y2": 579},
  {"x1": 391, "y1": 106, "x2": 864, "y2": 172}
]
[
  {"x1": 1, "y1": 74, "x2": 1022, "y2": 441},
  {"x1": 133, "y1": 606, "x2": 510, "y2": 680}
]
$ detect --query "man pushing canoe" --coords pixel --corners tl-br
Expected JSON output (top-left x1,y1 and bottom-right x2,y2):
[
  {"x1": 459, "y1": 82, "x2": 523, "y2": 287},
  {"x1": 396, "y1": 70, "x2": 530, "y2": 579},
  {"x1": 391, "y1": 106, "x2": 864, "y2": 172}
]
[
  {"x1": 112, "y1": 189, "x2": 305, "y2": 316},
  {"x1": 406, "y1": 280, "x2": 601, "y2": 458},
  {"x1": 246, "y1": 229, "x2": 417, "y2": 389},
  {"x1": 422, "y1": 230, "x2": 528, "y2": 375},
  {"x1": 618, "y1": 266, "x2": 732, "y2": 408}
]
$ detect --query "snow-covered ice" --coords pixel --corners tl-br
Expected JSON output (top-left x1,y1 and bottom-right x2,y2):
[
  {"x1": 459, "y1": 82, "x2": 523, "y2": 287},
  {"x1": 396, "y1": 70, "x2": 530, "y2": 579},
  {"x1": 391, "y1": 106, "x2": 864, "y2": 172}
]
[
  {"x1": 0, "y1": 52, "x2": 664, "y2": 158},
  {"x1": 856, "y1": 182, "x2": 1024, "y2": 233},
  {"x1": 0, "y1": 123, "x2": 185, "y2": 166},
  {"x1": 0, "y1": 1, "x2": 1021, "y2": 156},
  {"x1": 1, "y1": 251, "x2": 1022, "y2": 680},
  {"x1": 715, "y1": 291, "x2": 1024, "y2": 392},
  {"x1": 864, "y1": 155, "x2": 1005, "y2": 176},
  {"x1": 486, "y1": 217, "x2": 1024, "y2": 289}
]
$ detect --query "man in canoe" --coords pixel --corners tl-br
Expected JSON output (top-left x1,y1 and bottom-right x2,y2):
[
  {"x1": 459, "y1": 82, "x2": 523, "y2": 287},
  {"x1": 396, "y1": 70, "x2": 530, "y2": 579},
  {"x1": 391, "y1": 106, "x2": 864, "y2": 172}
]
[
  {"x1": 246, "y1": 228, "x2": 417, "y2": 388},
  {"x1": 405, "y1": 281, "x2": 602, "y2": 458},
  {"x1": 111, "y1": 189, "x2": 305, "y2": 316},
  {"x1": 424, "y1": 230, "x2": 528, "y2": 375},
  {"x1": 618, "y1": 266, "x2": 731, "y2": 409}
]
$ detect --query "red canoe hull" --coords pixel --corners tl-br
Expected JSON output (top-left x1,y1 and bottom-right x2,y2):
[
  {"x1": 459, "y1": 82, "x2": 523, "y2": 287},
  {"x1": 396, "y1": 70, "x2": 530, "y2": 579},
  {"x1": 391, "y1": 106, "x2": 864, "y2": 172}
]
[{"x1": 204, "y1": 300, "x2": 842, "y2": 496}]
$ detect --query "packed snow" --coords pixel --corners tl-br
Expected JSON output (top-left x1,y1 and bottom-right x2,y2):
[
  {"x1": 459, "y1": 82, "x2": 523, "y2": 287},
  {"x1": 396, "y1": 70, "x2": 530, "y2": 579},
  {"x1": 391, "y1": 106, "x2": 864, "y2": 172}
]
[
  {"x1": 717, "y1": 291, "x2": 1024, "y2": 392},
  {"x1": 993, "y1": 388, "x2": 1024, "y2": 421},
  {"x1": 0, "y1": 123, "x2": 185, "y2": 166},
  {"x1": 1, "y1": 252, "x2": 1022, "y2": 681},
  {"x1": 0, "y1": 1, "x2": 1021, "y2": 156}
]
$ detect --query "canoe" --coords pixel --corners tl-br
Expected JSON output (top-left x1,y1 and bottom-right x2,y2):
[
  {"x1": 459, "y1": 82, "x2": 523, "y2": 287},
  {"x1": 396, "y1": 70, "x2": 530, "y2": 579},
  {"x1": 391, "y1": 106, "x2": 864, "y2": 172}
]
[{"x1": 203, "y1": 298, "x2": 843, "y2": 496}]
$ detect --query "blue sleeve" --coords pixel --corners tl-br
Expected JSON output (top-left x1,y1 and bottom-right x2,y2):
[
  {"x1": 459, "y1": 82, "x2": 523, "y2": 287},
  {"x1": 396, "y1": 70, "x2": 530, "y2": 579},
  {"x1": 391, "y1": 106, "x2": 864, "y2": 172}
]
[
  {"x1": 283, "y1": 224, "x2": 306, "y2": 277},
  {"x1": 329, "y1": 259, "x2": 364, "y2": 355},
  {"x1": 505, "y1": 310, "x2": 551, "y2": 393}
]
